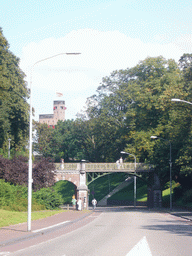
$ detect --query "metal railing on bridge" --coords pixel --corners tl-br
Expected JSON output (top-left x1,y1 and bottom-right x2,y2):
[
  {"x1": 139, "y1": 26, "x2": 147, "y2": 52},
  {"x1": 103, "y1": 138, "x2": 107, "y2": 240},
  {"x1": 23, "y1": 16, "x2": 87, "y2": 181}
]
[{"x1": 55, "y1": 163, "x2": 154, "y2": 173}]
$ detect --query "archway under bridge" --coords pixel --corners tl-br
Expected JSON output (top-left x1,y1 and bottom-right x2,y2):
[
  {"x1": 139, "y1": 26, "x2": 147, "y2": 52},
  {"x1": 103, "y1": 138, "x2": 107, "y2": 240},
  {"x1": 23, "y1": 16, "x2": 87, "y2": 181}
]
[{"x1": 54, "y1": 162, "x2": 161, "y2": 209}]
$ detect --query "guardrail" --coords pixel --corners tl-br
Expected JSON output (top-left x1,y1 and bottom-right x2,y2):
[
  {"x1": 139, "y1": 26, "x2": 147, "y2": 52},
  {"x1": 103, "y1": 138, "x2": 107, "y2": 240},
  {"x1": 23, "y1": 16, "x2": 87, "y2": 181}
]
[{"x1": 54, "y1": 163, "x2": 154, "y2": 172}]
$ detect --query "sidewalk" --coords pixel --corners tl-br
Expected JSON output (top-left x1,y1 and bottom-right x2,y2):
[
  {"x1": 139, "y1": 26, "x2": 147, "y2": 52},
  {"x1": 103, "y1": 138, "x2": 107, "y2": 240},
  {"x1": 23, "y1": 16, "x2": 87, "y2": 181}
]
[
  {"x1": 169, "y1": 206, "x2": 192, "y2": 221},
  {"x1": 0, "y1": 209, "x2": 92, "y2": 248}
]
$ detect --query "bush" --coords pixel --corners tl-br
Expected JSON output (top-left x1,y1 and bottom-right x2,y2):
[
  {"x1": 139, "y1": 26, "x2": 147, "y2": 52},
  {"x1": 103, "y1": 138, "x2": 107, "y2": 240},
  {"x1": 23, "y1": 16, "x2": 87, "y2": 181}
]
[
  {"x1": 173, "y1": 184, "x2": 183, "y2": 200},
  {"x1": 33, "y1": 187, "x2": 63, "y2": 209},
  {"x1": 0, "y1": 180, "x2": 45, "y2": 211},
  {"x1": 183, "y1": 189, "x2": 192, "y2": 203}
]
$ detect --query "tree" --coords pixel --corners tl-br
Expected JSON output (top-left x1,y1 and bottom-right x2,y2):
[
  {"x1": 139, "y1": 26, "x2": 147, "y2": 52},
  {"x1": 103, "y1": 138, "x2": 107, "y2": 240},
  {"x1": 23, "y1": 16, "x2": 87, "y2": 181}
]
[
  {"x1": 0, "y1": 155, "x2": 28, "y2": 186},
  {"x1": 85, "y1": 55, "x2": 191, "y2": 188},
  {"x1": 34, "y1": 122, "x2": 54, "y2": 158},
  {"x1": 0, "y1": 28, "x2": 29, "y2": 155},
  {"x1": 0, "y1": 155, "x2": 55, "y2": 191},
  {"x1": 33, "y1": 157, "x2": 55, "y2": 191}
]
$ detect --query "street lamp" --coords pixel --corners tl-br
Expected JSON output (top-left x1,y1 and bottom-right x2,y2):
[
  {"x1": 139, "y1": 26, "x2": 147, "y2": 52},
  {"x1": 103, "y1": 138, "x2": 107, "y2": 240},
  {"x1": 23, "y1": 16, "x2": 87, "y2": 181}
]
[
  {"x1": 150, "y1": 136, "x2": 172, "y2": 211},
  {"x1": 171, "y1": 98, "x2": 192, "y2": 105},
  {"x1": 120, "y1": 151, "x2": 137, "y2": 207},
  {"x1": 28, "y1": 52, "x2": 81, "y2": 231},
  {"x1": 8, "y1": 138, "x2": 11, "y2": 159}
]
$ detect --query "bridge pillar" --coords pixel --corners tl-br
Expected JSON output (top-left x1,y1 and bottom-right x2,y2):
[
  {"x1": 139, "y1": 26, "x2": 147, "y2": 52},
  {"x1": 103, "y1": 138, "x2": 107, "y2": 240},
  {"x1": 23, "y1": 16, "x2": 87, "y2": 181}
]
[
  {"x1": 77, "y1": 162, "x2": 88, "y2": 209},
  {"x1": 147, "y1": 173, "x2": 162, "y2": 208}
]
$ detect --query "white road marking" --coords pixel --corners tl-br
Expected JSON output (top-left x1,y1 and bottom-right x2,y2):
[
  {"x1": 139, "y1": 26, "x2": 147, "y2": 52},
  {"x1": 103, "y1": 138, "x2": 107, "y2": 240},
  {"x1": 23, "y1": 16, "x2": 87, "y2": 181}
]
[
  {"x1": 126, "y1": 236, "x2": 152, "y2": 256},
  {"x1": 0, "y1": 253, "x2": 10, "y2": 255},
  {"x1": 32, "y1": 221, "x2": 70, "y2": 233}
]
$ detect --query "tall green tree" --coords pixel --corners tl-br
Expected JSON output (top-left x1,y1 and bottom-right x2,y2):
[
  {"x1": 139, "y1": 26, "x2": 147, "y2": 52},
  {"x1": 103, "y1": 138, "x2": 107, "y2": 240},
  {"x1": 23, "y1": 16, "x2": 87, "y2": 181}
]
[
  {"x1": 34, "y1": 122, "x2": 54, "y2": 158},
  {"x1": 85, "y1": 55, "x2": 191, "y2": 188},
  {"x1": 0, "y1": 28, "x2": 29, "y2": 155}
]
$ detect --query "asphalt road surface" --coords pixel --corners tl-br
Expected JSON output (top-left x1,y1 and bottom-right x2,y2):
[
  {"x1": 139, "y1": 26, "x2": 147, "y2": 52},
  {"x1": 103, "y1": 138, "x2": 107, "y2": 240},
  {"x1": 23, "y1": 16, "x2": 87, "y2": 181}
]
[{"x1": 6, "y1": 207, "x2": 192, "y2": 256}]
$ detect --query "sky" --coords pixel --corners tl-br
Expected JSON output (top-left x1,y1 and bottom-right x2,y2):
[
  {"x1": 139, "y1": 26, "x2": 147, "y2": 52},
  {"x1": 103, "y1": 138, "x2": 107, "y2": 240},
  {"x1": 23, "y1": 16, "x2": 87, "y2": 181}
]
[{"x1": 1, "y1": 0, "x2": 192, "y2": 120}]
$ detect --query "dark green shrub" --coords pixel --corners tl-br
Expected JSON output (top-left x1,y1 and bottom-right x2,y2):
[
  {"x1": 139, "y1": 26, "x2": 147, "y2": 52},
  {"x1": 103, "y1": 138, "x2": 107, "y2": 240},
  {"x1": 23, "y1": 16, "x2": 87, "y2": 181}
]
[
  {"x1": 183, "y1": 189, "x2": 192, "y2": 203},
  {"x1": 33, "y1": 187, "x2": 63, "y2": 209},
  {"x1": 0, "y1": 179, "x2": 45, "y2": 211},
  {"x1": 173, "y1": 184, "x2": 183, "y2": 200}
]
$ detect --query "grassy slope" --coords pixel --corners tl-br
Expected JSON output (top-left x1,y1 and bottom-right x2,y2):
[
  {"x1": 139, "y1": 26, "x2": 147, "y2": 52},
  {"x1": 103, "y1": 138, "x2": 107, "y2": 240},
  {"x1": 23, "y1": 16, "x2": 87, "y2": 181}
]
[
  {"x1": 88, "y1": 172, "x2": 128, "y2": 203},
  {"x1": 108, "y1": 178, "x2": 148, "y2": 202}
]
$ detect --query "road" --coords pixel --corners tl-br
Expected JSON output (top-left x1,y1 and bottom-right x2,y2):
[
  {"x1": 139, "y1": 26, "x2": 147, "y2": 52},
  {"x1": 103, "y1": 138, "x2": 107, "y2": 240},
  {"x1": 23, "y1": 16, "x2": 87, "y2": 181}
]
[{"x1": 5, "y1": 207, "x2": 192, "y2": 256}]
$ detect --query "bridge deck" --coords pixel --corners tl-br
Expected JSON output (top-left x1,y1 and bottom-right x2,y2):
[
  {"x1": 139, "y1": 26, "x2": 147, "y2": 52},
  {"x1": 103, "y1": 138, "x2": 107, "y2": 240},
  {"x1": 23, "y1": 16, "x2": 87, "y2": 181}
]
[{"x1": 55, "y1": 163, "x2": 154, "y2": 173}]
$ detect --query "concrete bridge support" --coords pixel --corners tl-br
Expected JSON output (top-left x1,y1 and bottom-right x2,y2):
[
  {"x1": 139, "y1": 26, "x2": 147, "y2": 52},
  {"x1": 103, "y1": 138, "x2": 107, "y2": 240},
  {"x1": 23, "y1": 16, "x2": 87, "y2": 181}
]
[
  {"x1": 147, "y1": 173, "x2": 162, "y2": 208},
  {"x1": 77, "y1": 162, "x2": 89, "y2": 209}
]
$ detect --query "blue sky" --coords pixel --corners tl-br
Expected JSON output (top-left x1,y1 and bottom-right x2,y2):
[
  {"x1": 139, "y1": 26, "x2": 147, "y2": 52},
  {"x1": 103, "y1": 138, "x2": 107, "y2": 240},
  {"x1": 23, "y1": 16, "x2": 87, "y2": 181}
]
[{"x1": 1, "y1": 0, "x2": 192, "y2": 120}]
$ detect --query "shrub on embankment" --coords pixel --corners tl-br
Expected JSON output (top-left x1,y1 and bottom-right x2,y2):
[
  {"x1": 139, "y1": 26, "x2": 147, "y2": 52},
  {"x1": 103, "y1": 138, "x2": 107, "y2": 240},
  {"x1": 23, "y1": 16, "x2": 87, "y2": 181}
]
[{"x1": 0, "y1": 179, "x2": 63, "y2": 211}]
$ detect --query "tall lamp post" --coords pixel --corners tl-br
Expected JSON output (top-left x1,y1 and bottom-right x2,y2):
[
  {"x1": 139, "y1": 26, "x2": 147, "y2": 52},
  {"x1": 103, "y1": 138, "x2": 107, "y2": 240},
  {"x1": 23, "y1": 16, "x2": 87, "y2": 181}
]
[
  {"x1": 120, "y1": 151, "x2": 137, "y2": 207},
  {"x1": 150, "y1": 136, "x2": 172, "y2": 211},
  {"x1": 171, "y1": 98, "x2": 192, "y2": 105},
  {"x1": 28, "y1": 52, "x2": 81, "y2": 231}
]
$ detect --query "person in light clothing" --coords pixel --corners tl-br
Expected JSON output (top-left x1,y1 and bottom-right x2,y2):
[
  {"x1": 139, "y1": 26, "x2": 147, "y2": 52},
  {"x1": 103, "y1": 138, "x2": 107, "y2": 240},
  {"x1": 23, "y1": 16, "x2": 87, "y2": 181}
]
[
  {"x1": 77, "y1": 198, "x2": 82, "y2": 211},
  {"x1": 92, "y1": 198, "x2": 97, "y2": 209},
  {"x1": 72, "y1": 195, "x2": 77, "y2": 210}
]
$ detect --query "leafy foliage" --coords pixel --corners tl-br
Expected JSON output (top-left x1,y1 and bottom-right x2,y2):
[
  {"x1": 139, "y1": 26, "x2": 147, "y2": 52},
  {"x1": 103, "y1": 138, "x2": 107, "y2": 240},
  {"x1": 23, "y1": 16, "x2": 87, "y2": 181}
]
[
  {"x1": 85, "y1": 55, "x2": 192, "y2": 190},
  {"x1": 53, "y1": 180, "x2": 76, "y2": 204},
  {"x1": 0, "y1": 155, "x2": 55, "y2": 190},
  {"x1": 0, "y1": 179, "x2": 45, "y2": 211},
  {"x1": 33, "y1": 187, "x2": 63, "y2": 209},
  {"x1": 0, "y1": 28, "x2": 29, "y2": 154},
  {"x1": 33, "y1": 157, "x2": 55, "y2": 191}
]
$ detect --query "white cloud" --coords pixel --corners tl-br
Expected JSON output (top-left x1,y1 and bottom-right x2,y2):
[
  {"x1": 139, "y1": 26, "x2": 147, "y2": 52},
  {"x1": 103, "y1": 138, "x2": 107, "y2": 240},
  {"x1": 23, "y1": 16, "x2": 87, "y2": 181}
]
[{"x1": 20, "y1": 28, "x2": 189, "y2": 120}]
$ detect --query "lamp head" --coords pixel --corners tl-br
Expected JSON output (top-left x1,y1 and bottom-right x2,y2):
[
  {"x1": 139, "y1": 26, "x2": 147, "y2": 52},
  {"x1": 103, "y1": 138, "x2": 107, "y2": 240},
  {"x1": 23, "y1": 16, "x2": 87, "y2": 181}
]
[
  {"x1": 120, "y1": 151, "x2": 127, "y2": 154},
  {"x1": 150, "y1": 136, "x2": 158, "y2": 139},
  {"x1": 171, "y1": 98, "x2": 181, "y2": 102}
]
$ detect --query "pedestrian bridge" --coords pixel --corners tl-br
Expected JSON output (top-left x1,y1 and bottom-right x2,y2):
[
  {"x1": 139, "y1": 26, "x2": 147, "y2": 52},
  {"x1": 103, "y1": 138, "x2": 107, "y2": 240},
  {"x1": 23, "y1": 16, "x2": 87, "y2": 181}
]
[
  {"x1": 54, "y1": 162, "x2": 154, "y2": 173},
  {"x1": 53, "y1": 162, "x2": 156, "y2": 209}
]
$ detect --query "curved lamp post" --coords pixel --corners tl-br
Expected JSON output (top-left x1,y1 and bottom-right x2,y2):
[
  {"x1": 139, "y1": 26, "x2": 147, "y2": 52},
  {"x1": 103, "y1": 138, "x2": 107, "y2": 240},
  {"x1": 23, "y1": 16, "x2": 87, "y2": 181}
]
[
  {"x1": 171, "y1": 98, "x2": 192, "y2": 105},
  {"x1": 120, "y1": 151, "x2": 137, "y2": 207},
  {"x1": 150, "y1": 136, "x2": 172, "y2": 211},
  {"x1": 28, "y1": 52, "x2": 81, "y2": 231}
]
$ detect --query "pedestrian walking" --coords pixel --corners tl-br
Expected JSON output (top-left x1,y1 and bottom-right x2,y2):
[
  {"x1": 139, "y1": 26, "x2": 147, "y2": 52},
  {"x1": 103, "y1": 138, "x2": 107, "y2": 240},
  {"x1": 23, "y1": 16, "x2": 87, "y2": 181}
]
[
  {"x1": 77, "y1": 198, "x2": 82, "y2": 211},
  {"x1": 92, "y1": 198, "x2": 97, "y2": 209},
  {"x1": 72, "y1": 195, "x2": 77, "y2": 210},
  {"x1": 116, "y1": 159, "x2": 120, "y2": 169},
  {"x1": 119, "y1": 157, "x2": 124, "y2": 169}
]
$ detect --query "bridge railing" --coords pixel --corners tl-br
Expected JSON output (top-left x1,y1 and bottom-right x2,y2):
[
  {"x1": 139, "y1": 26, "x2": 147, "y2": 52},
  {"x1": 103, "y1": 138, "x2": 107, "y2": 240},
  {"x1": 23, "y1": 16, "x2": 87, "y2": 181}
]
[
  {"x1": 54, "y1": 163, "x2": 153, "y2": 172},
  {"x1": 84, "y1": 163, "x2": 153, "y2": 172},
  {"x1": 55, "y1": 163, "x2": 79, "y2": 171}
]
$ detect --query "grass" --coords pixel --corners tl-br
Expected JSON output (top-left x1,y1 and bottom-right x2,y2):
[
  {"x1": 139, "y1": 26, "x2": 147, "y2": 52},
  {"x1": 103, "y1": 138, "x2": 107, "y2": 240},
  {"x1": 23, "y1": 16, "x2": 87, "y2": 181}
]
[
  {"x1": 0, "y1": 209, "x2": 66, "y2": 228},
  {"x1": 109, "y1": 178, "x2": 148, "y2": 202},
  {"x1": 88, "y1": 172, "x2": 127, "y2": 203}
]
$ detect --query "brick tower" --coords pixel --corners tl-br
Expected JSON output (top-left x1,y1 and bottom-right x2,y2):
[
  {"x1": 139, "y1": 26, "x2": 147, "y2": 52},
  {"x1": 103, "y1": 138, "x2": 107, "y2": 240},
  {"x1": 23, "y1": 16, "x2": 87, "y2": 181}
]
[
  {"x1": 39, "y1": 100, "x2": 66, "y2": 126},
  {"x1": 53, "y1": 100, "x2": 66, "y2": 124}
]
